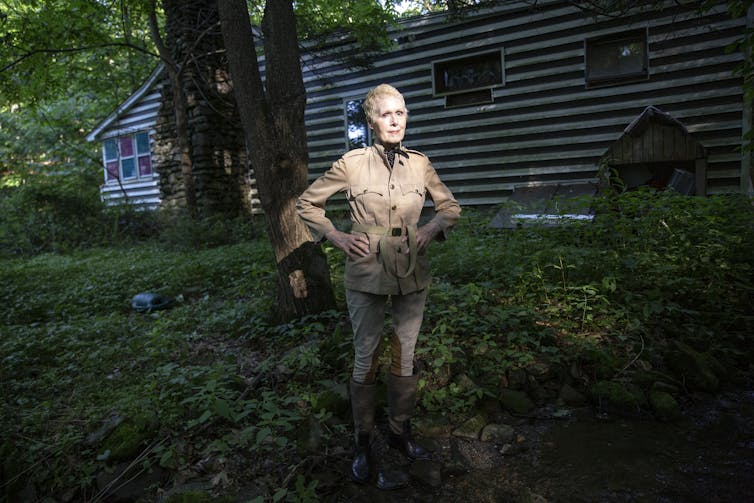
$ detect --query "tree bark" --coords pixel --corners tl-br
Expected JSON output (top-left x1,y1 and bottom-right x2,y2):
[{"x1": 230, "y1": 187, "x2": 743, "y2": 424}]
[
  {"x1": 218, "y1": 0, "x2": 336, "y2": 320},
  {"x1": 149, "y1": 0, "x2": 197, "y2": 216}
]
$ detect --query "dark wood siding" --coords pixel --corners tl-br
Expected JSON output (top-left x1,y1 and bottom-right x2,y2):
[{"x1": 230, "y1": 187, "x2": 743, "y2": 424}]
[{"x1": 302, "y1": 0, "x2": 746, "y2": 204}]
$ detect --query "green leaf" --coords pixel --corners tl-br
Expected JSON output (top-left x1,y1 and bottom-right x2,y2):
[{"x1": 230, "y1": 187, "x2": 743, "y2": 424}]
[
  {"x1": 256, "y1": 426, "x2": 272, "y2": 445},
  {"x1": 214, "y1": 398, "x2": 233, "y2": 420},
  {"x1": 197, "y1": 410, "x2": 212, "y2": 424}
]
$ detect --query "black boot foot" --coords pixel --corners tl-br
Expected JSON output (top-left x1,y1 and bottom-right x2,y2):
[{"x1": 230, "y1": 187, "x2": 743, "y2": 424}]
[
  {"x1": 376, "y1": 467, "x2": 410, "y2": 490},
  {"x1": 387, "y1": 424, "x2": 431, "y2": 460},
  {"x1": 350, "y1": 432, "x2": 372, "y2": 483}
]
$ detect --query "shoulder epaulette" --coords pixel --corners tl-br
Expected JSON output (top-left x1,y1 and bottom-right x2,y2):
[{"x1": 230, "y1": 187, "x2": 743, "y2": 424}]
[
  {"x1": 343, "y1": 147, "x2": 369, "y2": 159},
  {"x1": 405, "y1": 148, "x2": 427, "y2": 158}
]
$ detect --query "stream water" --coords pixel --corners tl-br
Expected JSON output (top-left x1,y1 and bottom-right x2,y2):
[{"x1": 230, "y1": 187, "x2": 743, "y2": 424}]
[{"x1": 322, "y1": 382, "x2": 754, "y2": 502}]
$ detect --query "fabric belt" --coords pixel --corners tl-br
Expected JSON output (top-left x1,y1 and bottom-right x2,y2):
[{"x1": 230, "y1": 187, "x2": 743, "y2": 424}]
[{"x1": 351, "y1": 223, "x2": 417, "y2": 278}]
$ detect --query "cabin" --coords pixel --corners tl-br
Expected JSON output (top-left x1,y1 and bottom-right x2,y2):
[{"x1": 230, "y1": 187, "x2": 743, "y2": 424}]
[
  {"x1": 87, "y1": 66, "x2": 164, "y2": 210},
  {"x1": 87, "y1": 0, "x2": 752, "y2": 213}
]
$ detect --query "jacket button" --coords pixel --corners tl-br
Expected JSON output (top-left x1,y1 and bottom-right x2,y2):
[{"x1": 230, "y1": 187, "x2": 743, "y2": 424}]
[
  {"x1": 391, "y1": 205, "x2": 397, "y2": 210},
  {"x1": 390, "y1": 184, "x2": 395, "y2": 190}
]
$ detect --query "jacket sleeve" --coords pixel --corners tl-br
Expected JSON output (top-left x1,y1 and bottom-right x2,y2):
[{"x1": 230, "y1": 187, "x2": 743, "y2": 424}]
[
  {"x1": 424, "y1": 160, "x2": 461, "y2": 241},
  {"x1": 296, "y1": 158, "x2": 349, "y2": 243}
]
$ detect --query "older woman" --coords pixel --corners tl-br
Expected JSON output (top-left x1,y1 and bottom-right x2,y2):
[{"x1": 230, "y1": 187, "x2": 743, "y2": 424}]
[{"x1": 296, "y1": 84, "x2": 461, "y2": 485}]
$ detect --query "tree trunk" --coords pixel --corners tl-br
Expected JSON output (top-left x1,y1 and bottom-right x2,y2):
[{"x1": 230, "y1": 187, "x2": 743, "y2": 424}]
[
  {"x1": 149, "y1": 0, "x2": 197, "y2": 216},
  {"x1": 218, "y1": 0, "x2": 335, "y2": 320}
]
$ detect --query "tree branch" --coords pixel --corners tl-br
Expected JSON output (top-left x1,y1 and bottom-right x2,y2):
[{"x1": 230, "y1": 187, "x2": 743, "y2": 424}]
[{"x1": 0, "y1": 43, "x2": 158, "y2": 74}]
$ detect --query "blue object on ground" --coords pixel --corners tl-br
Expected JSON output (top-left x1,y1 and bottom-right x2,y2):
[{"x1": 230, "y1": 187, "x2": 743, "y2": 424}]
[{"x1": 131, "y1": 292, "x2": 173, "y2": 312}]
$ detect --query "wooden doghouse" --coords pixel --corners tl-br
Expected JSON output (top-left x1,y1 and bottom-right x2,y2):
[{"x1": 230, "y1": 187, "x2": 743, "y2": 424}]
[{"x1": 600, "y1": 106, "x2": 707, "y2": 196}]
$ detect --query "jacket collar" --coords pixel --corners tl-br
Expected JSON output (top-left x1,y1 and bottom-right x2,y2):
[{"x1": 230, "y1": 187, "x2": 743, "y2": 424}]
[{"x1": 374, "y1": 142, "x2": 408, "y2": 158}]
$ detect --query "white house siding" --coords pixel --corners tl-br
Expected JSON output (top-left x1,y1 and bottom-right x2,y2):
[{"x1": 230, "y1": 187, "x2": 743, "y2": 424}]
[
  {"x1": 301, "y1": 0, "x2": 747, "y2": 205},
  {"x1": 87, "y1": 68, "x2": 163, "y2": 210}
]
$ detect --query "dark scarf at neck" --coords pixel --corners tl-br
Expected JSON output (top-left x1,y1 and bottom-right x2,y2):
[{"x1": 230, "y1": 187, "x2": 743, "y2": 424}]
[
  {"x1": 385, "y1": 147, "x2": 396, "y2": 167},
  {"x1": 381, "y1": 144, "x2": 402, "y2": 167}
]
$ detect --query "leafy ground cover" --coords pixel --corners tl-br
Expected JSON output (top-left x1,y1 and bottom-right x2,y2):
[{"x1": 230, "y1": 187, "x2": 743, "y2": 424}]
[{"x1": 1, "y1": 190, "x2": 753, "y2": 502}]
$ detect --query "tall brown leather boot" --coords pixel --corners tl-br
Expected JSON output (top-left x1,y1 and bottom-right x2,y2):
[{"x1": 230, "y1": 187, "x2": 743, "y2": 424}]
[
  {"x1": 386, "y1": 371, "x2": 430, "y2": 460},
  {"x1": 349, "y1": 378, "x2": 376, "y2": 483}
]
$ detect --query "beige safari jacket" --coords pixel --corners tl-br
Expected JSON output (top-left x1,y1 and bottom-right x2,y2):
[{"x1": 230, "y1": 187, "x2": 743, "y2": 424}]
[{"x1": 297, "y1": 143, "x2": 461, "y2": 295}]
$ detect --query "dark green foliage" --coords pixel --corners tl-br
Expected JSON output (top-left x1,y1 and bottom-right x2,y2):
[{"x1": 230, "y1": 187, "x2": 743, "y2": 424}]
[
  {"x1": 0, "y1": 190, "x2": 752, "y2": 499},
  {"x1": 0, "y1": 173, "x2": 105, "y2": 255},
  {"x1": 0, "y1": 173, "x2": 264, "y2": 258}
]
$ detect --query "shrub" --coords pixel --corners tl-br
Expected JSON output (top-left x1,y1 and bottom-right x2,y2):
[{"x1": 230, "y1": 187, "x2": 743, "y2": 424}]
[{"x1": 0, "y1": 173, "x2": 108, "y2": 256}]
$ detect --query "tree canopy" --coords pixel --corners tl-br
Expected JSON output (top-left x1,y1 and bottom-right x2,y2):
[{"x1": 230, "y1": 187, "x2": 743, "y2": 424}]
[
  {"x1": 0, "y1": 0, "x2": 157, "y2": 183},
  {"x1": 0, "y1": 0, "x2": 158, "y2": 105},
  {"x1": 0, "y1": 0, "x2": 401, "y2": 183}
]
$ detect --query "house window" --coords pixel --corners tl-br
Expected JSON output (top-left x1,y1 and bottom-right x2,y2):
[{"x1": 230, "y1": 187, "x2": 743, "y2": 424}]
[
  {"x1": 586, "y1": 29, "x2": 648, "y2": 87},
  {"x1": 103, "y1": 131, "x2": 153, "y2": 182},
  {"x1": 432, "y1": 49, "x2": 504, "y2": 107},
  {"x1": 345, "y1": 98, "x2": 371, "y2": 150}
]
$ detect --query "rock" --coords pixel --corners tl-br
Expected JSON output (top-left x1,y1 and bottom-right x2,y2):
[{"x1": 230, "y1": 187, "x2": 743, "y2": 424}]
[
  {"x1": 451, "y1": 436, "x2": 501, "y2": 469},
  {"x1": 296, "y1": 414, "x2": 323, "y2": 454},
  {"x1": 96, "y1": 462, "x2": 164, "y2": 501},
  {"x1": 476, "y1": 396, "x2": 503, "y2": 420},
  {"x1": 652, "y1": 380, "x2": 681, "y2": 394},
  {"x1": 102, "y1": 410, "x2": 159, "y2": 462},
  {"x1": 414, "y1": 413, "x2": 452, "y2": 437},
  {"x1": 633, "y1": 369, "x2": 681, "y2": 391},
  {"x1": 86, "y1": 413, "x2": 123, "y2": 445},
  {"x1": 312, "y1": 381, "x2": 349, "y2": 418},
  {"x1": 452, "y1": 413, "x2": 487, "y2": 440},
  {"x1": 591, "y1": 380, "x2": 647, "y2": 417},
  {"x1": 274, "y1": 363, "x2": 293, "y2": 377},
  {"x1": 480, "y1": 423, "x2": 515, "y2": 443},
  {"x1": 527, "y1": 376, "x2": 551, "y2": 404},
  {"x1": 558, "y1": 383, "x2": 588, "y2": 406},
  {"x1": 409, "y1": 459, "x2": 443, "y2": 487},
  {"x1": 569, "y1": 361, "x2": 587, "y2": 382},
  {"x1": 665, "y1": 341, "x2": 722, "y2": 392},
  {"x1": 453, "y1": 373, "x2": 478, "y2": 392},
  {"x1": 507, "y1": 368, "x2": 528, "y2": 390},
  {"x1": 527, "y1": 361, "x2": 551, "y2": 380},
  {"x1": 500, "y1": 442, "x2": 527, "y2": 456},
  {"x1": 377, "y1": 467, "x2": 410, "y2": 490},
  {"x1": 543, "y1": 379, "x2": 562, "y2": 393},
  {"x1": 649, "y1": 390, "x2": 680, "y2": 421},
  {"x1": 160, "y1": 481, "x2": 215, "y2": 502},
  {"x1": 498, "y1": 388, "x2": 535, "y2": 414}
]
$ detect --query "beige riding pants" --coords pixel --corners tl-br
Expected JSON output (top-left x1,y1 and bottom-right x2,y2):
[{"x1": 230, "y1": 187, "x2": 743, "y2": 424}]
[{"x1": 346, "y1": 288, "x2": 428, "y2": 384}]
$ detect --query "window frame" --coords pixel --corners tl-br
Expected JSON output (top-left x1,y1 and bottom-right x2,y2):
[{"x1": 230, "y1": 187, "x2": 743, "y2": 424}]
[
  {"x1": 343, "y1": 97, "x2": 372, "y2": 150},
  {"x1": 102, "y1": 130, "x2": 154, "y2": 183},
  {"x1": 431, "y1": 48, "x2": 505, "y2": 98},
  {"x1": 585, "y1": 28, "x2": 649, "y2": 88}
]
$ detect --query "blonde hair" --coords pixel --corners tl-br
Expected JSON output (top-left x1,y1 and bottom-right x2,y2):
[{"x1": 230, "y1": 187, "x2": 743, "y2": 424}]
[{"x1": 363, "y1": 84, "x2": 408, "y2": 125}]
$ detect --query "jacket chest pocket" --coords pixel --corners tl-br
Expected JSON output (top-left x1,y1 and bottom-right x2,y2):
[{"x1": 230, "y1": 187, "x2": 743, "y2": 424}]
[
  {"x1": 348, "y1": 185, "x2": 385, "y2": 210},
  {"x1": 399, "y1": 183, "x2": 425, "y2": 206}
]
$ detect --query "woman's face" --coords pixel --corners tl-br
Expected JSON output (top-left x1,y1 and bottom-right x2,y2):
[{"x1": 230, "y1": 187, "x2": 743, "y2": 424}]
[{"x1": 369, "y1": 95, "x2": 407, "y2": 148}]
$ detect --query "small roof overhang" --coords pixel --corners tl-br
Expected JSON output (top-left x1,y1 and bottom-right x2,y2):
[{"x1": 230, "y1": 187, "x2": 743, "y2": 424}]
[{"x1": 86, "y1": 64, "x2": 165, "y2": 143}]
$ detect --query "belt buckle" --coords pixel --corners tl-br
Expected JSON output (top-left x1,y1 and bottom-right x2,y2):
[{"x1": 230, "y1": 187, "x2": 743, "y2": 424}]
[{"x1": 391, "y1": 227, "x2": 402, "y2": 237}]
